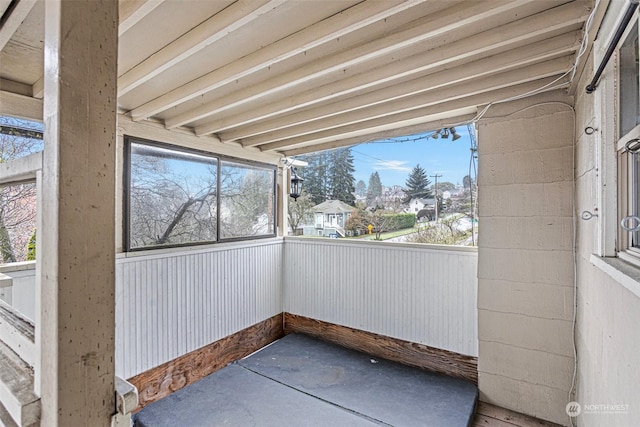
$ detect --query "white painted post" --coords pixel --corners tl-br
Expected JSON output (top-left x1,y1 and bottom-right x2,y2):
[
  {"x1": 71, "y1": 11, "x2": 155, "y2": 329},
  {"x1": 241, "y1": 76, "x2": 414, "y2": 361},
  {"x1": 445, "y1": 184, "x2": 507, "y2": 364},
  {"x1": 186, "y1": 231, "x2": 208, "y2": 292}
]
[
  {"x1": 41, "y1": 0, "x2": 118, "y2": 425},
  {"x1": 34, "y1": 170, "x2": 42, "y2": 396}
]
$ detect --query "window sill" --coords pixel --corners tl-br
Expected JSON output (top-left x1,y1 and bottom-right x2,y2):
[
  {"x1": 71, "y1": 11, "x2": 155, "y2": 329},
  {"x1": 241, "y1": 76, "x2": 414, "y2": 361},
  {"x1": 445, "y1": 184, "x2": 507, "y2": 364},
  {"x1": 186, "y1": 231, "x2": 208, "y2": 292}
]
[
  {"x1": 117, "y1": 236, "x2": 284, "y2": 261},
  {"x1": 590, "y1": 254, "x2": 640, "y2": 298}
]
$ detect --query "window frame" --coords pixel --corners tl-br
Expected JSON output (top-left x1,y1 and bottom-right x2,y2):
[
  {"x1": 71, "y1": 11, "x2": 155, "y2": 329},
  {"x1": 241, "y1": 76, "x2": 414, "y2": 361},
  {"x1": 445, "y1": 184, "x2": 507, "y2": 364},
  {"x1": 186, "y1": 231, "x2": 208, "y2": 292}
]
[
  {"x1": 123, "y1": 136, "x2": 277, "y2": 252},
  {"x1": 615, "y1": 12, "x2": 640, "y2": 265}
]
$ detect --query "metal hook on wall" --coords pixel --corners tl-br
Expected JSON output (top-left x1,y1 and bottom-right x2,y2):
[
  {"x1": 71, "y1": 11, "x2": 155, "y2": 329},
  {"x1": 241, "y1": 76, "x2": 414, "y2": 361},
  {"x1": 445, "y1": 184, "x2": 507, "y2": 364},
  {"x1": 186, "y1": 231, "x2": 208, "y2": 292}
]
[{"x1": 580, "y1": 211, "x2": 598, "y2": 221}]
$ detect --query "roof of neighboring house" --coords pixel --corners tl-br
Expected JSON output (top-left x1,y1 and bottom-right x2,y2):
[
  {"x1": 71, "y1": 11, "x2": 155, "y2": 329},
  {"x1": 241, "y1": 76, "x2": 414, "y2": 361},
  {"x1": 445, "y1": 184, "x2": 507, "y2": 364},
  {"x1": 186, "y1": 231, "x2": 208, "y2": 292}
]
[
  {"x1": 313, "y1": 200, "x2": 356, "y2": 214},
  {"x1": 411, "y1": 197, "x2": 435, "y2": 205}
]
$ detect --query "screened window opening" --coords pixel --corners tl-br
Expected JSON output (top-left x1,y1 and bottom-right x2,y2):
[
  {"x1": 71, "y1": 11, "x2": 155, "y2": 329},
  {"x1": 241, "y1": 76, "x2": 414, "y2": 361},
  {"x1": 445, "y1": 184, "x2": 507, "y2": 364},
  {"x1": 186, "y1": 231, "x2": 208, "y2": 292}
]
[{"x1": 125, "y1": 137, "x2": 276, "y2": 250}]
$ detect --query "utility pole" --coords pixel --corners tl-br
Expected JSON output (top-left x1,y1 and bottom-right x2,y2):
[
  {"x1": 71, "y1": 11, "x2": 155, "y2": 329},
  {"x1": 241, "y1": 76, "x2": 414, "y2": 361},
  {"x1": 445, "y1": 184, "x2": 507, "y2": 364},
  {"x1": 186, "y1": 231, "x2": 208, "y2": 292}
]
[{"x1": 430, "y1": 173, "x2": 442, "y2": 222}]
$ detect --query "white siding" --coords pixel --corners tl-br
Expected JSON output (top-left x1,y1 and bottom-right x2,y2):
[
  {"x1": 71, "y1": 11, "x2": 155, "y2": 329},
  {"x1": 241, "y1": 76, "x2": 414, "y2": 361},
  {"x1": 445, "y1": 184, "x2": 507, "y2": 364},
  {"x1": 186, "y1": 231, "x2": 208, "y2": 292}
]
[
  {"x1": 283, "y1": 238, "x2": 478, "y2": 357},
  {"x1": 574, "y1": 14, "x2": 640, "y2": 425},
  {"x1": 115, "y1": 239, "x2": 283, "y2": 379}
]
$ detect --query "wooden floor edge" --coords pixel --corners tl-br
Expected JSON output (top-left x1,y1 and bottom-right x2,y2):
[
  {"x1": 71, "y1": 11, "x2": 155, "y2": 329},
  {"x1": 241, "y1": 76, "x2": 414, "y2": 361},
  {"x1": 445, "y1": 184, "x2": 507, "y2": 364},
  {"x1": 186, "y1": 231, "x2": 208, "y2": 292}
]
[
  {"x1": 283, "y1": 312, "x2": 478, "y2": 384},
  {"x1": 128, "y1": 313, "x2": 284, "y2": 411}
]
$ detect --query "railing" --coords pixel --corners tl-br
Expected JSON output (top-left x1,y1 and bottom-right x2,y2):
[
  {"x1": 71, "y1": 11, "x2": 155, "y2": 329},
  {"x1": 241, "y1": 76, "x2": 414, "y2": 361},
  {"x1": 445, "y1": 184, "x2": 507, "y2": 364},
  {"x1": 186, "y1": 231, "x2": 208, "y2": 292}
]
[
  {"x1": 283, "y1": 237, "x2": 478, "y2": 357},
  {"x1": 0, "y1": 261, "x2": 37, "y2": 322}
]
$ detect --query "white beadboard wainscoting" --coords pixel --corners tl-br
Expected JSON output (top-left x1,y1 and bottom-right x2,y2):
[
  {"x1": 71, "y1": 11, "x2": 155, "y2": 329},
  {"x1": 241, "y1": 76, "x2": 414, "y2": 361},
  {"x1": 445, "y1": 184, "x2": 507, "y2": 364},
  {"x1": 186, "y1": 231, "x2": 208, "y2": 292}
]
[
  {"x1": 115, "y1": 239, "x2": 283, "y2": 379},
  {"x1": 3, "y1": 238, "x2": 479, "y2": 379},
  {"x1": 283, "y1": 237, "x2": 478, "y2": 357}
]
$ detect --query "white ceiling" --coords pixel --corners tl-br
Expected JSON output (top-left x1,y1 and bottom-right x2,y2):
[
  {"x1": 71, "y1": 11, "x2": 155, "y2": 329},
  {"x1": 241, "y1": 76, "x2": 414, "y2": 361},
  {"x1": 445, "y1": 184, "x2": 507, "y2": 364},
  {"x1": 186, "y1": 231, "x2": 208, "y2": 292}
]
[{"x1": 0, "y1": 0, "x2": 602, "y2": 156}]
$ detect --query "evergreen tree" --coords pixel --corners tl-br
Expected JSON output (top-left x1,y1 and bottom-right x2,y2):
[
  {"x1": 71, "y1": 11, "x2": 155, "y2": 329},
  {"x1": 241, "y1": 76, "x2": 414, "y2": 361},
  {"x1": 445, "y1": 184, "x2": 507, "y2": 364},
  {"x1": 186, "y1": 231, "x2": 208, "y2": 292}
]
[
  {"x1": 296, "y1": 148, "x2": 356, "y2": 206},
  {"x1": 404, "y1": 164, "x2": 432, "y2": 202},
  {"x1": 355, "y1": 180, "x2": 367, "y2": 197},
  {"x1": 297, "y1": 152, "x2": 329, "y2": 205},
  {"x1": 366, "y1": 172, "x2": 383, "y2": 207},
  {"x1": 26, "y1": 228, "x2": 36, "y2": 261},
  {"x1": 328, "y1": 148, "x2": 355, "y2": 206}
]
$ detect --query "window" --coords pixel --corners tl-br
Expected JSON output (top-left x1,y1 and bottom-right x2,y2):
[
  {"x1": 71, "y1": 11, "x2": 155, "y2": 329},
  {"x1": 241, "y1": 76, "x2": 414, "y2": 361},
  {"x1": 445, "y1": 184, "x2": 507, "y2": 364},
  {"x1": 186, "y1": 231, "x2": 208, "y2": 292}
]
[
  {"x1": 617, "y1": 18, "x2": 640, "y2": 260},
  {"x1": 124, "y1": 137, "x2": 276, "y2": 251},
  {"x1": 219, "y1": 160, "x2": 275, "y2": 239}
]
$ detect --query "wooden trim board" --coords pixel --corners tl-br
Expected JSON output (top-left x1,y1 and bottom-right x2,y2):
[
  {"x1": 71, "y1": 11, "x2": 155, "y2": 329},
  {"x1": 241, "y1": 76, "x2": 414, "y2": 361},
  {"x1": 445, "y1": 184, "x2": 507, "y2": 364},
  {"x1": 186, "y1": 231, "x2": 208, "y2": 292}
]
[
  {"x1": 129, "y1": 312, "x2": 478, "y2": 411},
  {"x1": 128, "y1": 313, "x2": 284, "y2": 411},
  {"x1": 284, "y1": 313, "x2": 478, "y2": 384},
  {"x1": 472, "y1": 402, "x2": 562, "y2": 427}
]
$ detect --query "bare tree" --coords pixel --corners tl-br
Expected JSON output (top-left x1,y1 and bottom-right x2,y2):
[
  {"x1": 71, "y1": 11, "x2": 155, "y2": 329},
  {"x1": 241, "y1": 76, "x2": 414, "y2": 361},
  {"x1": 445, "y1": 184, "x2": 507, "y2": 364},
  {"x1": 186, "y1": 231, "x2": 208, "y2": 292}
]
[
  {"x1": 219, "y1": 164, "x2": 274, "y2": 238},
  {"x1": 0, "y1": 117, "x2": 42, "y2": 262},
  {"x1": 129, "y1": 149, "x2": 217, "y2": 248},
  {"x1": 129, "y1": 146, "x2": 275, "y2": 247},
  {"x1": 367, "y1": 210, "x2": 394, "y2": 240},
  {"x1": 287, "y1": 192, "x2": 313, "y2": 235}
]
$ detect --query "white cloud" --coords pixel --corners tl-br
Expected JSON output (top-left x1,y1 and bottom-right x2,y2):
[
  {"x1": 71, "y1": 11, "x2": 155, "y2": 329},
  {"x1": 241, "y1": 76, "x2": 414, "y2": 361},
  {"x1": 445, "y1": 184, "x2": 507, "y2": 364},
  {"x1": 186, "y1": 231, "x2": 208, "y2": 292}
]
[{"x1": 372, "y1": 160, "x2": 412, "y2": 172}]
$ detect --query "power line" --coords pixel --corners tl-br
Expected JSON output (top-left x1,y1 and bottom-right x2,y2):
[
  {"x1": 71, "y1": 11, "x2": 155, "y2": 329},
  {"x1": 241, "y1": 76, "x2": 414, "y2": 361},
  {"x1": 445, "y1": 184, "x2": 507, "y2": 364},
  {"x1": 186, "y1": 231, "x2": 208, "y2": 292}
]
[{"x1": 430, "y1": 174, "x2": 442, "y2": 222}]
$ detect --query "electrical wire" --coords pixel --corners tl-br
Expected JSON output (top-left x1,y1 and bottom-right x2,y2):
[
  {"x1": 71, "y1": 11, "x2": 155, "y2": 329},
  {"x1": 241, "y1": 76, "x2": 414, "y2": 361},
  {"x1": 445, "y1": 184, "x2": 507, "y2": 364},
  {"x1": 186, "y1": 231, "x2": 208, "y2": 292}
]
[
  {"x1": 434, "y1": 0, "x2": 602, "y2": 128},
  {"x1": 478, "y1": 101, "x2": 579, "y2": 427},
  {"x1": 466, "y1": 123, "x2": 478, "y2": 246}
]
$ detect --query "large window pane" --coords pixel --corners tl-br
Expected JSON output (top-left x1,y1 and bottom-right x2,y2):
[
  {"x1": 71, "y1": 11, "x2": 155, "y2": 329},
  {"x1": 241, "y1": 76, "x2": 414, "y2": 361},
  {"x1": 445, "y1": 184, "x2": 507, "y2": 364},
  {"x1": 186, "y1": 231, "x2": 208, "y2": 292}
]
[
  {"x1": 620, "y1": 22, "x2": 639, "y2": 137},
  {"x1": 128, "y1": 142, "x2": 217, "y2": 249},
  {"x1": 219, "y1": 161, "x2": 275, "y2": 239}
]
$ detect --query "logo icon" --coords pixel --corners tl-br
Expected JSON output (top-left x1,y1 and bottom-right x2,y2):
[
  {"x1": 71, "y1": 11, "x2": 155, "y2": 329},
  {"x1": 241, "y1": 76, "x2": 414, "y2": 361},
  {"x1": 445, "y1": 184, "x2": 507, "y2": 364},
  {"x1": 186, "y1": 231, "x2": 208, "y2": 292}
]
[{"x1": 566, "y1": 401, "x2": 581, "y2": 417}]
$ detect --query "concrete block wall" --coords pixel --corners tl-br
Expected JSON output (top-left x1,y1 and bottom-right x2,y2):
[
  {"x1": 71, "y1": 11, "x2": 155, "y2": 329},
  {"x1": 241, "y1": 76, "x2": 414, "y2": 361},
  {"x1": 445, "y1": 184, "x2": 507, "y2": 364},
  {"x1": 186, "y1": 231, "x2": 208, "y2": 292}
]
[{"x1": 477, "y1": 91, "x2": 576, "y2": 426}]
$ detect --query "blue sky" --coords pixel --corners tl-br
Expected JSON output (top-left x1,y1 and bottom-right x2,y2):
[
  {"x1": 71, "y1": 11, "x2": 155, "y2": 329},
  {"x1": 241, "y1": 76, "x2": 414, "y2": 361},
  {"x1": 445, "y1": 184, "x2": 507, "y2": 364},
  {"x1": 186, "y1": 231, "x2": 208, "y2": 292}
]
[{"x1": 350, "y1": 126, "x2": 474, "y2": 188}]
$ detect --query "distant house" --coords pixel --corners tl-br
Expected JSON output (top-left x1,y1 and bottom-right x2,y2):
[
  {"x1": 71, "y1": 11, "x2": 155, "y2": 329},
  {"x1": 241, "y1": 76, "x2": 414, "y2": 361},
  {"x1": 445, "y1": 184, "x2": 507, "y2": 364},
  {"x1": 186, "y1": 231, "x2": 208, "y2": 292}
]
[
  {"x1": 303, "y1": 200, "x2": 356, "y2": 237},
  {"x1": 407, "y1": 197, "x2": 435, "y2": 212}
]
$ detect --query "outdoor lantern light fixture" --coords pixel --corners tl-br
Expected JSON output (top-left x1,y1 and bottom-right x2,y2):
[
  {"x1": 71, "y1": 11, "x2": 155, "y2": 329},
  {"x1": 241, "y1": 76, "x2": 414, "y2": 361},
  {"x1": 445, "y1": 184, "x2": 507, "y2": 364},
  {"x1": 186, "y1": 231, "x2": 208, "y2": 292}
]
[
  {"x1": 432, "y1": 127, "x2": 461, "y2": 140},
  {"x1": 290, "y1": 167, "x2": 303, "y2": 201}
]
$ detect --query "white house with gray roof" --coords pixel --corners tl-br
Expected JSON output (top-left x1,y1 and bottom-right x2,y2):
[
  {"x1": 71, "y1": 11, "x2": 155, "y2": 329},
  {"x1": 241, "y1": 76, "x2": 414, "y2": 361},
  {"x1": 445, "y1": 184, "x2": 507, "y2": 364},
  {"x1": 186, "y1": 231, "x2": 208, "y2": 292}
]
[{"x1": 303, "y1": 200, "x2": 356, "y2": 237}]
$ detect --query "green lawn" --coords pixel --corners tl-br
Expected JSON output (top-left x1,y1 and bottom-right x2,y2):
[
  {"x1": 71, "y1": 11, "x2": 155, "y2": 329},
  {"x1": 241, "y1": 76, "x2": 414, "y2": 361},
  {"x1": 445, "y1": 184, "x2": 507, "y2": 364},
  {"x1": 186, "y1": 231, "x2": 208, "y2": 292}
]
[{"x1": 351, "y1": 226, "x2": 421, "y2": 241}]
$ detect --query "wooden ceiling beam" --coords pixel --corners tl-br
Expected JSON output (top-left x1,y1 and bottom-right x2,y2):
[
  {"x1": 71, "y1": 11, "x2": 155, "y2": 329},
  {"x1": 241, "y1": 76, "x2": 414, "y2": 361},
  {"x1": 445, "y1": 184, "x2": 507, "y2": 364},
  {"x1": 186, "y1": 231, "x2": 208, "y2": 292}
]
[
  {"x1": 258, "y1": 76, "x2": 569, "y2": 152},
  {"x1": 31, "y1": 76, "x2": 43, "y2": 98},
  {"x1": 0, "y1": 90, "x2": 42, "y2": 121},
  {"x1": 118, "y1": 0, "x2": 286, "y2": 96},
  {"x1": 119, "y1": 0, "x2": 164, "y2": 35},
  {"x1": 195, "y1": 1, "x2": 588, "y2": 137},
  {"x1": 239, "y1": 57, "x2": 572, "y2": 147},
  {"x1": 0, "y1": 78, "x2": 32, "y2": 97},
  {"x1": 130, "y1": 0, "x2": 429, "y2": 122},
  {"x1": 0, "y1": 0, "x2": 37, "y2": 51},
  {"x1": 0, "y1": 0, "x2": 12, "y2": 18},
  {"x1": 152, "y1": 0, "x2": 532, "y2": 126},
  {"x1": 221, "y1": 35, "x2": 579, "y2": 142}
]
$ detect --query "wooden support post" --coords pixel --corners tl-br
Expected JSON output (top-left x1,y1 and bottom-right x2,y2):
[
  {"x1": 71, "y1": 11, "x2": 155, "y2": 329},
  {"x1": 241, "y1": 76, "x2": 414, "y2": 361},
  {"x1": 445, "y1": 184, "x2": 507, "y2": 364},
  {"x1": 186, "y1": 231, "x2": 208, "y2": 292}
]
[{"x1": 41, "y1": 0, "x2": 118, "y2": 425}]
